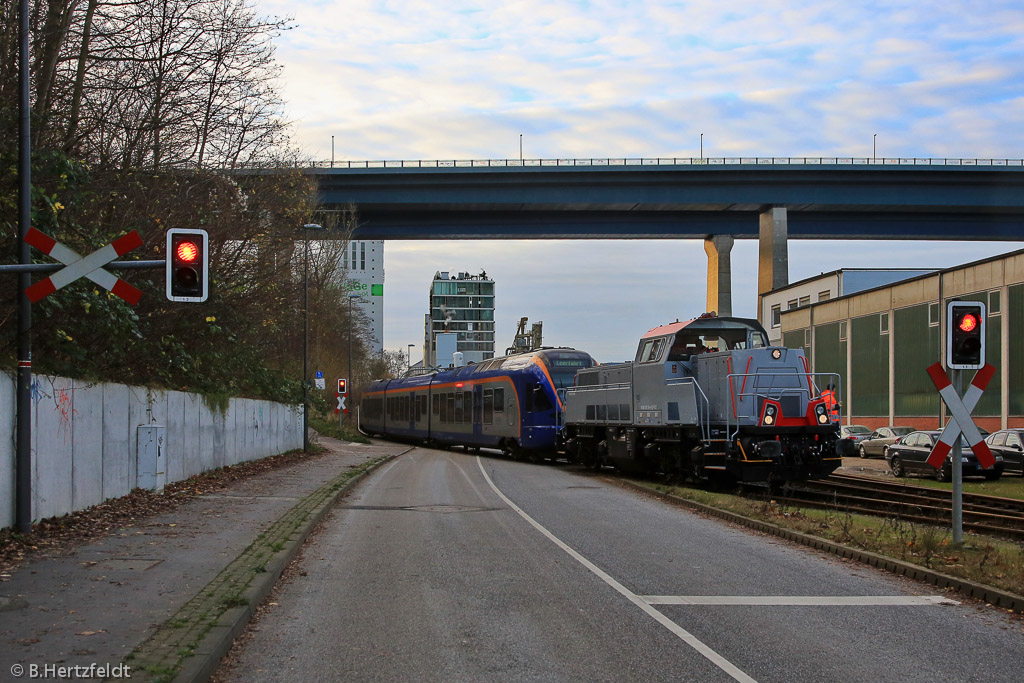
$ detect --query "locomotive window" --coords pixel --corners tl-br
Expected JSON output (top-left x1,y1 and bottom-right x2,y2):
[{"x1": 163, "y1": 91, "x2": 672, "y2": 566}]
[
  {"x1": 586, "y1": 405, "x2": 596, "y2": 420},
  {"x1": 619, "y1": 404, "x2": 630, "y2": 421},
  {"x1": 640, "y1": 338, "x2": 665, "y2": 363},
  {"x1": 494, "y1": 388, "x2": 504, "y2": 412},
  {"x1": 608, "y1": 404, "x2": 619, "y2": 420},
  {"x1": 596, "y1": 404, "x2": 607, "y2": 420}
]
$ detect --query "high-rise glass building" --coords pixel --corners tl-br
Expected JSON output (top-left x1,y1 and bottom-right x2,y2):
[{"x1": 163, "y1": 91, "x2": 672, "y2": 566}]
[{"x1": 425, "y1": 270, "x2": 495, "y2": 366}]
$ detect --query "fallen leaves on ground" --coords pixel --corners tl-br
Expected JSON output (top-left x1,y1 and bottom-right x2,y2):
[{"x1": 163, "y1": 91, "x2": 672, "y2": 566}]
[{"x1": 0, "y1": 448, "x2": 324, "y2": 578}]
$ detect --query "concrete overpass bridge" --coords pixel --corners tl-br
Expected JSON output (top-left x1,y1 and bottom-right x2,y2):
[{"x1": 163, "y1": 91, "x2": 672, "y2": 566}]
[{"x1": 297, "y1": 157, "x2": 1024, "y2": 317}]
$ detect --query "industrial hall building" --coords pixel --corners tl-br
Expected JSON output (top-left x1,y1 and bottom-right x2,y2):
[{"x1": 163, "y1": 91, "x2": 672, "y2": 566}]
[{"x1": 773, "y1": 248, "x2": 1024, "y2": 433}]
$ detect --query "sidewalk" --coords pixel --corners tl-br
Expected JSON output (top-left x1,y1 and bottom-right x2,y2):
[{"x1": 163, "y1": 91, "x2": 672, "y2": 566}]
[{"x1": 0, "y1": 437, "x2": 408, "y2": 682}]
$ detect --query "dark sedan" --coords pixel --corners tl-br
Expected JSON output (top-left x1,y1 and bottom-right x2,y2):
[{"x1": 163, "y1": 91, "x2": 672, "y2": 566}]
[
  {"x1": 858, "y1": 426, "x2": 915, "y2": 458},
  {"x1": 886, "y1": 430, "x2": 1003, "y2": 481},
  {"x1": 984, "y1": 429, "x2": 1024, "y2": 475}
]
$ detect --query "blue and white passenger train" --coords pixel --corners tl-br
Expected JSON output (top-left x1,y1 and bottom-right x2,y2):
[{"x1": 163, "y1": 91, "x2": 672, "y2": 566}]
[{"x1": 360, "y1": 348, "x2": 596, "y2": 459}]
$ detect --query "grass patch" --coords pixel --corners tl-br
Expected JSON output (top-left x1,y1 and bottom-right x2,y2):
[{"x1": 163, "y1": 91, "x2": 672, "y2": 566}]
[
  {"x1": 309, "y1": 415, "x2": 370, "y2": 444},
  {"x1": 645, "y1": 481, "x2": 1024, "y2": 598}
]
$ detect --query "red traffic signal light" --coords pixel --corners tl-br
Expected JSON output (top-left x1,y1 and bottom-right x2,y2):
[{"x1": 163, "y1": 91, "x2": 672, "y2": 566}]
[
  {"x1": 166, "y1": 228, "x2": 209, "y2": 302},
  {"x1": 957, "y1": 313, "x2": 978, "y2": 333},
  {"x1": 338, "y1": 378, "x2": 348, "y2": 394},
  {"x1": 176, "y1": 240, "x2": 200, "y2": 263}
]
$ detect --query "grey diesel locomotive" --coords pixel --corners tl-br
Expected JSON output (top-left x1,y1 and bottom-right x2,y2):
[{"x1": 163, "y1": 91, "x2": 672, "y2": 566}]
[{"x1": 561, "y1": 314, "x2": 852, "y2": 482}]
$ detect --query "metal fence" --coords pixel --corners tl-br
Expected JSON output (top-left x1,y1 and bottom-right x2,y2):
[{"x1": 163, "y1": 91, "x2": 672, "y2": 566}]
[{"x1": 273, "y1": 156, "x2": 1024, "y2": 170}]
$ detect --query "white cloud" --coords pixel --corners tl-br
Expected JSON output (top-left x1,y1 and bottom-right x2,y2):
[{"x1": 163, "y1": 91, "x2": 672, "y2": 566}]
[{"x1": 253, "y1": 0, "x2": 1024, "y2": 355}]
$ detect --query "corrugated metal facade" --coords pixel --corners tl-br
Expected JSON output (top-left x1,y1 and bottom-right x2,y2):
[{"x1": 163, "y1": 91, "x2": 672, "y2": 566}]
[
  {"x1": 851, "y1": 314, "x2": 888, "y2": 416},
  {"x1": 775, "y1": 248, "x2": 1024, "y2": 429},
  {"x1": 1010, "y1": 283, "x2": 1024, "y2": 415},
  {"x1": 813, "y1": 321, "x2": 847, "y2": 400},
  {"x1": 893, "y1": 304, "x2": 939, "y2": 417}
]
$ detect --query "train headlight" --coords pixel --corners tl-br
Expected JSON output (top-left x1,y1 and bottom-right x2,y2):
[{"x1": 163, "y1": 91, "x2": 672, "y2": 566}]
[
  {"x1": 814, "y1": 403, "x2": 829, "y2": 424},
  {"x1": 771, "y1": 349, "x2": 782, "y2": 359},
  {"x1": 761, "y1": 402, "x2": 779, "y2": 426}
]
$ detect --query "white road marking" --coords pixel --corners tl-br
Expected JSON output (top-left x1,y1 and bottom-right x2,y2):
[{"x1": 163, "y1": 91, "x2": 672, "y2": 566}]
[
  {"x1": 642, "y1": 595, "x2": 959, "y2": 606},
  {"x1": 476, "y1": 457, "x2": 757, "y2": 683}
]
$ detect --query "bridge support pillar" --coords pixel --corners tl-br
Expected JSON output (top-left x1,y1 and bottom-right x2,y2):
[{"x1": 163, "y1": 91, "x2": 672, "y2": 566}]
[
  {"x1": 758, "y1": 206, "x2": 789, "y2": 322},
  {"x1": 704, "y1": 235, "x2": 734, "y2": 317}
]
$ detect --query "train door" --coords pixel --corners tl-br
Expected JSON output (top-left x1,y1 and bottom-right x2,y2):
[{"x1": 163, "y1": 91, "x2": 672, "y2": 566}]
[{"x1": 473, "y1": 386, "x2": 483, "y2": 440}]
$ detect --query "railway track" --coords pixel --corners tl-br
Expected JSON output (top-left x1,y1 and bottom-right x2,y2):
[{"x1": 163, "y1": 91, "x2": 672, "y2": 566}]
[{"x1": 762, "y1": 473, "x2": 1024, "y2": 541}]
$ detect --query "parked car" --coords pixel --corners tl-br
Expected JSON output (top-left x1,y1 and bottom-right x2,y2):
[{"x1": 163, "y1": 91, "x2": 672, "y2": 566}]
[
  {"x1": 984, "y1": 429, "x2": 1024, "y2": 475},
  {"x1": 839, "y1": 425, "x2": 873, "y2": 449},
  {"x1": 858, "y1": 426, "x2": 915, "y2": 458},
  {"x1": 886, "y1": 430, "x2": 1003, "y2": 481}
]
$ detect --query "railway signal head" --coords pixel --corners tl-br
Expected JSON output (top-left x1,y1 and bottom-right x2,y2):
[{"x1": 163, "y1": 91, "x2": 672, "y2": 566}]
[
  {"x1": 166, "y1": 228, "x2": 209, "y2": 302},
  {"x1": 946, "y1": 301, "x2": 985, "y2": 370},
  {"x1": 338, "y1": 378, "x2": 348, "y2": 394}
]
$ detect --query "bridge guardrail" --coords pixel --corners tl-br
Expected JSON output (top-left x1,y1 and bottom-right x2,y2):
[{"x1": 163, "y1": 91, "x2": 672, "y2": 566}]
[{"x1": 267, "y1": 156, "x2": 1024, "y2": 170}]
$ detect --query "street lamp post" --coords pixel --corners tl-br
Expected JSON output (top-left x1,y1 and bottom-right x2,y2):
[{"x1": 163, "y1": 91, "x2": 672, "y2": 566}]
[
  {"x1": 302, "y1": 223, "x2": 323, "y2": 451},
  {"x1": 407, "y1": 343, "x2": 415, "y2": 372},
  {"x1": 348, "y1": 292, "x2": 361, "y2": 422},
  {"x1": 873, "y1": 133, "x2": 877, "y2": 161}
]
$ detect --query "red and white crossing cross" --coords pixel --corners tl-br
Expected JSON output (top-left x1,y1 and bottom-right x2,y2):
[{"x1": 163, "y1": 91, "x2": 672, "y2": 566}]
[
  {"x1": 925, "y1": 362, "x2": 996, "y2": 469},
  {"x1": 24, "y1": 228, "x2": 143, "y2": 305}
]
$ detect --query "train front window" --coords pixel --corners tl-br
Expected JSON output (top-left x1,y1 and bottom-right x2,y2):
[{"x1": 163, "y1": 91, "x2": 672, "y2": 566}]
[{"x1": 541, "y1": 351, "x2": 595, "y2": 389}]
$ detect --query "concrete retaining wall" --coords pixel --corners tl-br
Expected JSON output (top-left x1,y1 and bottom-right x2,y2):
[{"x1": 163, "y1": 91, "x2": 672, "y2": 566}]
[{"x1": 0, "y1": 373, "x2": 303, "y2": 528}]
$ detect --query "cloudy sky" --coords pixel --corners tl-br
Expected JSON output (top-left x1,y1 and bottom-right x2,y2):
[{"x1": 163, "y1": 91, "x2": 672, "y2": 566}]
[{"x1": 260, "y1": 0, "x2": 1024, "y2": 362}]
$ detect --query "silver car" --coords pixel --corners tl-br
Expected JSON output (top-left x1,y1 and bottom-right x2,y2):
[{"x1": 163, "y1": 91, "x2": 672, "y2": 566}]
[
  {"x1": 839, "y1": 424, "x2": 873, "y2": 451},
  {"x1": 858, "y1": 426, "x2": 915, "y2": 458}
]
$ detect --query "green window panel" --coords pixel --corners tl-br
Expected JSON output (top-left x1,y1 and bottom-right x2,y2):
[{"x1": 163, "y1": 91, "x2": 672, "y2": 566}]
[
  {"x1": 1010, "y1": 284, "x2": 1024, "y2": 415},
  {"x1": 851, "y1": 314, "x2": 888, "y2": 416},
  {"x1": 813, "y1": 321, "x2": 847, "y2": 398},
  {"x1": 976, "y1": 311, "x2": 1001, "y2": 415},
  {"x1": 782, "y1": 329, "x2": 806, "y2": 352},
  {"x1": 893, "y1": 305, "x2": 939, "y2": 417}
]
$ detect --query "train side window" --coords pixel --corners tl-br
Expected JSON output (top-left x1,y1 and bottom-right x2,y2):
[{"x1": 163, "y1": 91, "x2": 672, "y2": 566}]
[
  {"x1": 440, "y1": 394, "x2": 448, "y2": 423},
  {"x1": 463, "y1": 391, "x2": 472, "y2": 423},
  {"x1": 432, "y1": 394, "x2": 440, "y2": 415},
  {"x1": 586, "y1": 405, "x2": 596, "y2": 420},
  {"x1": 596, "y1": 404, "x2": 607, "y2": 420},
  {"x1": 619, "y1": 403, "x2": 630, "y2": 421},
  {"x1": 447, "y1": 394, "x2": 455, "y2": 423},
  {"x1": 608, "y1": 404, "x2": 619, "y2": 420},
  {"x1": 455, "y1": 393, "x2": 464, "y2": 423},
  {"x1": 494, "y1": 388, "x2": 504, "y2": 413},
  {"x1": 483, "y1": 389, "x2": 493, "y2": 424}
]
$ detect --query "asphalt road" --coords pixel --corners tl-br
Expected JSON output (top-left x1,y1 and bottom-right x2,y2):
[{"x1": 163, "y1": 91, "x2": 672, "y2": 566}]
[{"x1": 222, "y1": 447, "x2": 1023, "y2": 682}]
